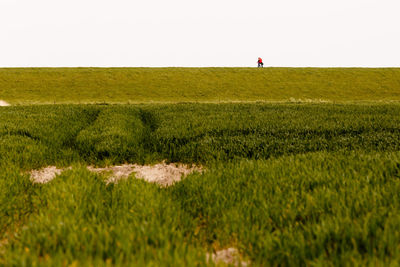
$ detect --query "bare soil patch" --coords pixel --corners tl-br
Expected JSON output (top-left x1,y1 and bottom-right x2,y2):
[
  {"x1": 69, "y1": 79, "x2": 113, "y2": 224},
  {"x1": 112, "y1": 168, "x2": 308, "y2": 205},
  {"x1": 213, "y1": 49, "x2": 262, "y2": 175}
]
[
  {"x1": 30, "y1": 166, "x2": 64, "y2": 184},
  {"x1": 133, "y1": 162, "x2": 202, "y2": 186},
  {"x1": 87, "y1": 164, "x2": 136, "y2": 184},
  {"x1": 207, "y1": 248, "x2": 249, "y2": 266},
  {"x1": 29, "y1": 162, "x2": 201, "y2": 186},
  {"x1": 288, "y1": 97, "x2": 332, "y2": 103},
  {"x1": 0, "y1": 100, "x2": 10, "y2": 106},
  {"x1": 88, "y1": 162, "x2": 201, "y2": 186}
]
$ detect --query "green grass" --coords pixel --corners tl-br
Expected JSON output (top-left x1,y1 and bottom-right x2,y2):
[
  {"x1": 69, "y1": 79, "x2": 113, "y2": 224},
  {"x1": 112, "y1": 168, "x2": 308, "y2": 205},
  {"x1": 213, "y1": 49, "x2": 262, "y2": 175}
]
[
  {"x1": 2, "y1": 152, "x2": 400, "y2": 265},
  {"x1": 1, "y1": 103, "x2": 400, "y2": 265},
  {"x1": 174, "y1": 152, "x2": 400, "y2": 265},
  {"x1": 0, "y1": 68, "x2": 400, "y2": 104},
  {"x1": 1, "y1": 167, "x2": 206, "y2": 266},
  {"x1": 1, "y1": 103, "x2": 399, "y2": 167}
]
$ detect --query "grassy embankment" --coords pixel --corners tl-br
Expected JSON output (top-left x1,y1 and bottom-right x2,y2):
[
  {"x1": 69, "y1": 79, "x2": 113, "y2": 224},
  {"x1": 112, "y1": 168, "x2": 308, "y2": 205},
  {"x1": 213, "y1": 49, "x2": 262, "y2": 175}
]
[
  {"x1": 0, "y1": 68, "x2": 400, "y2": 104},
  {"x1": 1, "y1": 104, "x2": 400, "y2": 265}
]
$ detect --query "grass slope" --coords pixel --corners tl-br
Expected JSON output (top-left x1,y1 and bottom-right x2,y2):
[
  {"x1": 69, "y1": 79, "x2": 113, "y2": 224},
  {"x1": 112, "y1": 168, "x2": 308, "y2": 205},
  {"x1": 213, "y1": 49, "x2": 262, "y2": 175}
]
[{"x1": 0, "y1": 68, "x2": 400, "y2": 104}]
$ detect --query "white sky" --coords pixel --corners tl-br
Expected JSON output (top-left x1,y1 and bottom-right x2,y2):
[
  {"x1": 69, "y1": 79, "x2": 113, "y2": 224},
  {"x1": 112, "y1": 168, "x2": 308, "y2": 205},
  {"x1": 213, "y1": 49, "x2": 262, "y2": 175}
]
[{"x1": 1, "y1": 0, "x2": 399, "y2": 67}]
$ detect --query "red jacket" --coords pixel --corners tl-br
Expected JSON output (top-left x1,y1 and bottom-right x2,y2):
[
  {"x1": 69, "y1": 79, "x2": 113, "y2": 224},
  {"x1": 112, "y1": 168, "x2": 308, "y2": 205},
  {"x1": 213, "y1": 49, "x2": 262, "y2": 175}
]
[{"x1": 258, "y1": 58, "x2": 263, "y2": 63}]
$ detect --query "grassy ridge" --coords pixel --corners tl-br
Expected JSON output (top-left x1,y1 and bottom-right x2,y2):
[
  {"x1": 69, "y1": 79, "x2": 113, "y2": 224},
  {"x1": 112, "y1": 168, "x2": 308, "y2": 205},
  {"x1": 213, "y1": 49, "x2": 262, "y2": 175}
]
[{"x1": 0, "y1": 68, "x2": 400, "y2": 104}]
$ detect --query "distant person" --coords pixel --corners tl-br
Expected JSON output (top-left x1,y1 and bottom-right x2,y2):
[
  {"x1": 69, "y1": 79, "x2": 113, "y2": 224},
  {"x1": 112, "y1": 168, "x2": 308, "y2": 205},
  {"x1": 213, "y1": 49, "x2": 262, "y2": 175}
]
[{"x1": 257, "y1": 57, "x2": 264, "y2": 68}]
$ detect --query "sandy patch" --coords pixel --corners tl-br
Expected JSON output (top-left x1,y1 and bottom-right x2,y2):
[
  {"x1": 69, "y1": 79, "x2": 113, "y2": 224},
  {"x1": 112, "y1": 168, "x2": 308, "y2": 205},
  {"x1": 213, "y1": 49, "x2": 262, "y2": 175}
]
[
  {"x1": 207, "y1": 248, "x2": 249, "y2": 266},
  {"x1": 29, "y1": 162, "x2": 201, "y2": 186},
  {"x1": 289, "y1": 97, "x2": 332, "y2": 103},
  {"x1": 88, "y1": 162, "x2": 201, "y2": 186},
  {"x1": 87, "y1": 164, "x2": 136, "y2": 184},
  {"x1": 133, "y1": 162, "x2": 201, "y2": 186},
  {"x1": 30, "y1": 166, "x2": 64, "y2": 183},
  {"x1": 0, "y1": 100, "x2": 10, "y2": 106}
]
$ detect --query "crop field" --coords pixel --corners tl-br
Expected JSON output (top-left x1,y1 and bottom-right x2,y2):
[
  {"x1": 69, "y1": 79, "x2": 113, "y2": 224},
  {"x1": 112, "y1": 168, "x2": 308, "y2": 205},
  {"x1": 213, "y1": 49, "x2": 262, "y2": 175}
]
[{"x1": 1, "y1": 102, "x2": 400, "y2": 266}]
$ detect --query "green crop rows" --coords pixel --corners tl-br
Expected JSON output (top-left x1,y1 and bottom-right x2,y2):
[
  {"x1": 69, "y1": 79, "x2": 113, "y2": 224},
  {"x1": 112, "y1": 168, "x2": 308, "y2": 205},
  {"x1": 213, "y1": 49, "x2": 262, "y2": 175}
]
[{"x1": 1, "y1": 103, "x2": 400, "y2": 266}]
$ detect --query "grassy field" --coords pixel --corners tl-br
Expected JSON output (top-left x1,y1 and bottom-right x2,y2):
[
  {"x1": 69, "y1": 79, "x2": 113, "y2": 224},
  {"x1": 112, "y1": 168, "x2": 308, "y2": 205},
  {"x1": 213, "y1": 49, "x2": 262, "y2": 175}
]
[
  {"x1": 1, "y1": 67, "x2": 400, "y2": 265},
  {"x1": 1, "y1": 103, "x2": 400, "y2": 266},
  {"x1": 0, "y1": 68, "x2": 400, "y2": 104}
]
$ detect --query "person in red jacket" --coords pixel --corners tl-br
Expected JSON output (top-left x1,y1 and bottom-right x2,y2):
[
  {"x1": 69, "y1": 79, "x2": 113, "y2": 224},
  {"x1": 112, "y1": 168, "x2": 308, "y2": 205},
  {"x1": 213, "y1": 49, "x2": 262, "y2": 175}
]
[{"x1": 257, "y1": 57, "x2": 264, "y2": 68}]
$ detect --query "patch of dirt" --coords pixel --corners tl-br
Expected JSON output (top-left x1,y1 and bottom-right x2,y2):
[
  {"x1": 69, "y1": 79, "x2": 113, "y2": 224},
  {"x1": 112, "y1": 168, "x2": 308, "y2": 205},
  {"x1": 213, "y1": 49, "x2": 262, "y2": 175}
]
[
  {"x1": 88, "y1": 162, "x2": 201, "y2": 186},
  {"x1": 30, "y1": 166, "x2": 64, "y2": 183},
  {"x1": 207, "y1": 248, "x2": 249, "y2": 266},
  {"x1": 87, "y1": 164, "x2": 136, "y2": 184},
  {"x1": 0, "y1": 100, "x2": 10, "y2": 106},
  {"x1": 289, "y1": 97, "x2": 332, "y2": 103},
  {"x1": 29, "y1": 162, "x2": 201, "y2": 186},
  {"x1": 132, "y1": 162, "x2": 201, "y2": 186}
]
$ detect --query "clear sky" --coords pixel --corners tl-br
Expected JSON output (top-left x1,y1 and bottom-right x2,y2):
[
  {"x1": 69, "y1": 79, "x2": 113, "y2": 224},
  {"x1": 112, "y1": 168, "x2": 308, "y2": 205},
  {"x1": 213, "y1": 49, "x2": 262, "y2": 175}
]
[{"x1": 1, "y1": 0, "x2": 399, "y2": 67}]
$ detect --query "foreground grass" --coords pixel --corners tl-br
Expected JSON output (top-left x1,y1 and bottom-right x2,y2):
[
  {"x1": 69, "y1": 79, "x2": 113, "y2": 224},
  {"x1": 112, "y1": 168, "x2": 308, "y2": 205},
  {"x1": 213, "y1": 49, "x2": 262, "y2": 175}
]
[
  {"x1": 174, "y1": 152, "x2": 400, "y2": 265},
  {"x1": 1, "y1": 152, "x2": 400, "y2": 266},
  {"x1": 0, "y1": 166, "x2": 206, "y2": 266},
  {"x1": 0, "y1": 68, "x2": 400, "y2": 104},
  {"x1": 1, "y1": 103, "x2": 400, "y2": 265}
]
